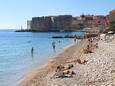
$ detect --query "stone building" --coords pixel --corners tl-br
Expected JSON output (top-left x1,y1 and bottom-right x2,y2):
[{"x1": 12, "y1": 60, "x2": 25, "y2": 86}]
[
  {"x1": 30, "y1": 15, "x2": 72, "y2": 32},
  {"x1": 31, "y1": 16, "x2": 52, "y2": 31},
  {"x1": 27, "y1": 20, "x2": 32, "y2": 29},
  {"x1": 72, "y1": 17, "x2": 84, "y2": 30},
  {"x1": 51, "y1": 15, "x2": 72, "y2": 31},
  {"x1": 26, "y1": 14, "x2": 109, "y2": 32},
  {"x1": 72, "y1": 14, "x2": 108, "y2": 31}
]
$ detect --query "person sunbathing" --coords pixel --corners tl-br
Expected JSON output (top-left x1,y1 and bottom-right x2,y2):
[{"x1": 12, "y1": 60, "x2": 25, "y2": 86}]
[
  {"x1": 52, "y1": 70, "x2": 75, "y2": 78},
  {"x1": 66, "y1": 59, "x2": 87, "y2": 64},
  {"x1": 55, "y1": 64, "x2": 74, "y2": 72},
  {"x1": 52, "y1": 65, "x2": 76, "y2": 79},
  {"x1": 95, "y1": 43, "x2": 98, "y2": 48},
  {"x1": 83, "y1": 45, "x2": 93, "y2": 54},
  {"x1": 55, "y1": 65, "x2": 64, "y2": 72}
]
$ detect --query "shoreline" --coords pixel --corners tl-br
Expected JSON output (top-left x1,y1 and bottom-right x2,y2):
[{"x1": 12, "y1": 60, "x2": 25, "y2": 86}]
[{"x1": 19, "y1": 39, "x2": 88, "y2": 86}]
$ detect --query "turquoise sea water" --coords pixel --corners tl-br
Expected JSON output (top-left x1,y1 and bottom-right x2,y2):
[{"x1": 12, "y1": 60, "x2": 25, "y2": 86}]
[{"x1": 0, "y1": 30, "x2": 85, "y2": 86}]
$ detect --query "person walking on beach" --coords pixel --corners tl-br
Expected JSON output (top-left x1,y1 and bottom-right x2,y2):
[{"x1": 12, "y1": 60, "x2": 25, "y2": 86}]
[{"x1": 52, "y1": 41, "x2": 56, "y2": 52}]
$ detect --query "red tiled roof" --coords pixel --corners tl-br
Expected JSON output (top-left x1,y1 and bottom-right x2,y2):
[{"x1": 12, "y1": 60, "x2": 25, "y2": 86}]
[{"x1": 112, "y1": 9, "x2": 115, "y2": 13}]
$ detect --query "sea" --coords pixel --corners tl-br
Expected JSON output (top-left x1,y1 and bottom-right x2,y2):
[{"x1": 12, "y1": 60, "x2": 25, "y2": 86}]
[{"x1": 0, "y1": 29, "x2": 85, "y2": 86}]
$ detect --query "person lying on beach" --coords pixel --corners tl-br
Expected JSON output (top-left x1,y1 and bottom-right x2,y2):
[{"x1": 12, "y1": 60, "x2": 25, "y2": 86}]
[
  {"x1": 83, "y1": 45, "x2": 93, "y2": 54},
  {"x1": 55, "y1": 64, "x2": 74, "y2": 72},
  {"x1": 94, "y1": 43, "x2": 98, "y2": 48},
  {"x1": 65, "y1": 59, "x2": 87, "y2": 64},
  {"x1": 52, "y1": 70, "x2": 76, "y2": 79},
  {"x1": 88, "y1": 38, "x2": 93, "y2": 43},
  {"x1": 84, "y1": 41, "x2": 99, "y2": 54},
  {"x1": 52, "y1": 64, "x2": 75, "y2": 79},
  {"x1": 90, "y1": 42, "x2": 99, "y2": 49}
]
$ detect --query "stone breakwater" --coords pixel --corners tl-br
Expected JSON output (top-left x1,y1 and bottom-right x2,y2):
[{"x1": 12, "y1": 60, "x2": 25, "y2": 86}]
[
  {"x1": 52, "y1": 33, "x2": 98, "y2": 39},
  {"x1": 19, "y1": 39, "x2": 89, "y2": 86}
]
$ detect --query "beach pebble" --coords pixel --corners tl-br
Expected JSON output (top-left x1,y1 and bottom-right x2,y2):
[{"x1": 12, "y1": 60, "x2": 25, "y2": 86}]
[{"x1": 44, "y1": 40, "x2": 115, "y2": 86}]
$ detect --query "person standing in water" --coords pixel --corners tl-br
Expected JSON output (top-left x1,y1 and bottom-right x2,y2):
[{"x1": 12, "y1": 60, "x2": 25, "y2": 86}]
[
  {"x1": 52, "y1": 41, "x2": 56, "y2": 52},
  {"x1": 31, "y1": 47, "x2": 34, "y2": 57},
  {"x1": 74, "y1": 38, "x2": 77, "y2": 43}
]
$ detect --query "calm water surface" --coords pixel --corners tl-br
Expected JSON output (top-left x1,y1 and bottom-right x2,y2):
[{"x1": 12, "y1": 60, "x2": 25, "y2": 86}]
[{"x1": 0, "y1": 29, "x2": 85, "y2": 86}]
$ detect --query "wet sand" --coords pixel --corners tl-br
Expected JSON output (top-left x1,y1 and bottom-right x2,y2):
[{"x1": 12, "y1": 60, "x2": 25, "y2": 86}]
[{"x1": 19, "y1": 39, "x2": 88, "y2": 86}]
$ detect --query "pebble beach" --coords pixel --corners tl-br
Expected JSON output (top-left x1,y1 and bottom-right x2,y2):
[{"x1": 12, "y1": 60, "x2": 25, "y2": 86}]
[{"x1": 19, "y1": 39, "x2": 115, "y2": 86}]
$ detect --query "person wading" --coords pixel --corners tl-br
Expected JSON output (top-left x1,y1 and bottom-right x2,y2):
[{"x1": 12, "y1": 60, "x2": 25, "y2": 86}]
[
  {"x1": 74, "y1": 38, "x2": 77, "y2": 43},
  {"x1": 31, "y1": 47, "x2": 34, "y2": 57},
  {"x1": 52, "y1": 41, "x2": 56, "y2": 52}
]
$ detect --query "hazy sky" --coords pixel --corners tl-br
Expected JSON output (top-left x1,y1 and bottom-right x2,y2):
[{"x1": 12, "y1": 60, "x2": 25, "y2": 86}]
[{"x1": 0, "y1": 0, "x2": 115, "y2": 29}]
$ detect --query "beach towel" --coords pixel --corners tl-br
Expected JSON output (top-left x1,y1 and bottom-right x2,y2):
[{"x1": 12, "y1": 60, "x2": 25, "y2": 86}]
[{"x1": 52, "y1": 71, "x2": 73, "y2": 79}]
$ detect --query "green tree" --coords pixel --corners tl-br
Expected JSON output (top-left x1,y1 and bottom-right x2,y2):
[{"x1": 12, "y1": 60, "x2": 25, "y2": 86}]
[{"x1": 109, "y1": 21, "x2": 115, "y2": 31}]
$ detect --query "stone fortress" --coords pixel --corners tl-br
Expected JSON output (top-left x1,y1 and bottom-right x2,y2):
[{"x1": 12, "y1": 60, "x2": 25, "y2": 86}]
[
  {"x1": 26, "y1": 10, "x2": 115, "y2": 32},
  {"x1": 27, "y1": 15, "x2": 72, "y2": 32}
]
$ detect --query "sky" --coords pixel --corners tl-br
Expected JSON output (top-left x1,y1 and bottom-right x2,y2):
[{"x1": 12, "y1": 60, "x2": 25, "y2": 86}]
[{"x1": 0, "y1": 0, "x2": 115, "y2": 29}]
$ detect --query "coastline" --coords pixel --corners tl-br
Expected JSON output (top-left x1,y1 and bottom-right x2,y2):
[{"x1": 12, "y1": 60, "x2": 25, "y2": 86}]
[{"x1": 19, "y1": 39, "x2": 88, "y2": 86}]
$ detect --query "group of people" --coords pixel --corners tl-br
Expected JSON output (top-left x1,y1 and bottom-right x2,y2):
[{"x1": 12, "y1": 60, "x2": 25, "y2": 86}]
[
  {"x1": 83, "y1": 38, "x2": 98, "y2": 54},
  {"x1": 100, "y1": 33, "x2": 115, "y2": 42},
  {"x1": 52, "y1": 37, "x2": 79, "y2": 52},
  {"x1": 30, "y1": 40, "x2": 57, "y2": 59},
  {"x1": 52, "y1": 64, "x2": 75, "y2": 78},
  {"x1": 53, "y1": 58, "x2": 88, "y2": 79},
  {"x1": 52, "y1": 37, "x2": 100, "y2": 78}
]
